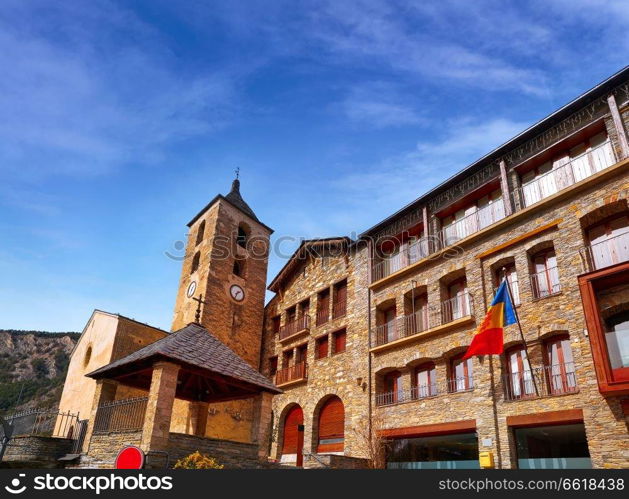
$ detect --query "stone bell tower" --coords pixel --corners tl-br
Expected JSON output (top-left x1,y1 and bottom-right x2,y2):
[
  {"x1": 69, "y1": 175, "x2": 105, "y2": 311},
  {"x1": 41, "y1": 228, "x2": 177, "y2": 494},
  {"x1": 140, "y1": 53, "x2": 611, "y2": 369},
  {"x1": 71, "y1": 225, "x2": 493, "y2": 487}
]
[{"x1": 171, "y1": 176, "x2": 273, "y2": 369}]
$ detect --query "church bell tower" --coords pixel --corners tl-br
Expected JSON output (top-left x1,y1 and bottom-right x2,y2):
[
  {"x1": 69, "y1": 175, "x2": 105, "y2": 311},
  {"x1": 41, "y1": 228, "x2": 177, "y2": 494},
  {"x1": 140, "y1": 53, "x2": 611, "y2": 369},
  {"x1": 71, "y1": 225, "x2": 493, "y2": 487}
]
[{"x1": 171, "y1": 176, "x2": 273, "y2": 370}]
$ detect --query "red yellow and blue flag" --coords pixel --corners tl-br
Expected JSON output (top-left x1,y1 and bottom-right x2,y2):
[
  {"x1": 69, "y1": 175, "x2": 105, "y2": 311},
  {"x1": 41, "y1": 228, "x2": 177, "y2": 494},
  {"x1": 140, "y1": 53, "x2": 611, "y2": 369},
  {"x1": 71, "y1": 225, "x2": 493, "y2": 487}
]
[{"x1": 462, "y1": 279, "x2": 516, "y2": 359}]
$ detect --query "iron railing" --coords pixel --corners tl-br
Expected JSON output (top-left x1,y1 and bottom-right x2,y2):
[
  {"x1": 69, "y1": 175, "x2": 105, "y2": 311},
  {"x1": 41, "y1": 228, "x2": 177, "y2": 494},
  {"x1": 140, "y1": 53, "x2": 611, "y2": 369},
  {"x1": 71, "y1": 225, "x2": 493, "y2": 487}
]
[
  {"x1": 515, "y1": 139, "x2": 615, "y2": 209},
  {"x1": 275, "y1": 361, "x2": 307, "y2": 386},
  {"x1": 375, "y1": 376, "x2": 474, "y2": 407},
  {"x1": 279, "y1": 315, "x2": 310, "y2": 340},
  {"x1": 441, "y1": 292, "x2": 474, "y2": 324},
  {"x1": 371, "y1": 310, "x2": 430, "y2": 347},
  {"x1": 440, "y1": 200, "x2": 506, "y2": 247},
  {"x1": 93, "y1": 397, "x2": 148, "y2": 434},
  {"x1": 332, "y1": 300, "x2": 347, "y2": 319},
  {"x1": 530, "y1": 266, "x2": 561, "y2": 299},
  {"x1": 579, "y1": 231, "x2": 629, "y2": 272},
  {"x1": 503, "y1": 363, "x2": 578, "y2": 401},
  {"x1": 2, "y1": 409, "x2": 80, "y2": 439},
  {"x1": 371, "y1": 237, "x2": 433, "y2": 282}
]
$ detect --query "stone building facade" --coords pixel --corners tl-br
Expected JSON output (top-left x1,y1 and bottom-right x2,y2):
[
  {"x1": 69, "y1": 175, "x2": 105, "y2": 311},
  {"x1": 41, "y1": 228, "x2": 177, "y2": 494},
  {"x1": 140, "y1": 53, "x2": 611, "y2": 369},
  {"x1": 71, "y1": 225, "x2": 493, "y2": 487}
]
[{"x1": 262, "y1": 68, "x2": 629, "y2": 468}]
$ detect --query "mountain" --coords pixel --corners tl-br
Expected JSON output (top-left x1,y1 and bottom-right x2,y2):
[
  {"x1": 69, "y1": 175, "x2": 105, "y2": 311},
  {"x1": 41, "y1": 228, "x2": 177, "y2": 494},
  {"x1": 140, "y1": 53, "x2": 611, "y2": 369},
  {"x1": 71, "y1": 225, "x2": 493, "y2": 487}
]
[{"x1": 0, "y1": 330, "x2": 79, "y2": 414}]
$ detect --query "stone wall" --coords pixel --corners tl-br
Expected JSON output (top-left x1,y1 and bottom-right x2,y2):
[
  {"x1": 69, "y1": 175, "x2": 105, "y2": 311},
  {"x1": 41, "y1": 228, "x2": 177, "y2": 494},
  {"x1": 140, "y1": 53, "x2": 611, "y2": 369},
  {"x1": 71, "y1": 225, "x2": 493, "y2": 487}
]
[
  {"x1": 262, "y1": 242, "x2": 371, "y2": 461},
  {"x1": 165, "y1": 433, "x2": 261, "y2": 469},
  {"x1": 84, "y1": 431, "x2": 143, "y2": 468},
  {"x1": 302, "y1": 452, "x2": 370, "y2": 469},
  {"x1": 2, "y1": 436, "x2": 73, "y2": 467}
]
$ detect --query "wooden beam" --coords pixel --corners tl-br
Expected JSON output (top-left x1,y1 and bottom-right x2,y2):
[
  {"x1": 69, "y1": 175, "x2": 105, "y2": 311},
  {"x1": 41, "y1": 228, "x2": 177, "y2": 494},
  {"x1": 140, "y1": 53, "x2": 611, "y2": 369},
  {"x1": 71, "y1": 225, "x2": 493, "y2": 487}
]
[
  {"x1": 607, "y1": 94, "x2": 629, "y2": 159},
  {"x1": 499, "y1": 159, "x2": 513, "y2": 216},
  {"x1": 506, "y1": 409, "x2": 583, "y2": 428},
  {"x1": 378, "y1": 419, "x2": 476, "y2": 439},
  {"x1": 476, "y1": 219, "x2": 562, "y2": 260}
]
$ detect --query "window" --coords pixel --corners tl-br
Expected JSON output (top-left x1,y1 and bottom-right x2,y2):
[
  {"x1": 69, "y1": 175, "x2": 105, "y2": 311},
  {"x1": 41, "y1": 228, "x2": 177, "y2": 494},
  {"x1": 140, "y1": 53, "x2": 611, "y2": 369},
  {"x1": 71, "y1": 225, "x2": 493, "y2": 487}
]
[
  {"x1": 282, "y1": 349, "x2": 293, "y2": 368},
  {"x1": 413, "y1": 363, "x2": 437, "y2": 398},
  {"x1": 317, "y1": 396, "x2": 344, "y2": 453},
  {"x1": 299, "y1": 298, "x2": 310, "y2": 318},
  {"x1": 382, "y1": 371, "x2": 403, "y2": 405},
  {"x1": 520, "y1": 132, "x2": 614, "y2": 207},
  {"x1": 271, "y1": 315, "x2": 281, "y2": 334},
  {"x1": 450, "y1": 355, "x2": 473, "y2": 392},
  {"x1": 232, "y1": 258, "x2": 245, "y2": 277},
  {"x1": 604, "y1": 311, "x2": 629, "y2": 380},
  {"x1": 375, "y1": 304, "x2": 397, "y2": 346},
  {"x1": 286, "y1": 305, "x2": 297, "y2": 324},
  {"x1": 407, "y1": 293, "x2": 428, "y2": 334},
  {"x1": 190, "y1": 251, "x2": 200, "y2": 274},
  {"x1": 586, "y1": 214, "x2": 629, "y2": 270},
  {"x1": 514, "y1": 424, "x2": 591, "y2": 469},
  {"x1": 495, "y1": 263, "x2": 520, "y2": 305},
  {"x1": 269, "y1": 356, "x2": 278, "y2": 377},
  {"x1": 441, "y1": 189, "x2": 505, "y2": 244},
  {"x1": 296, "y1": 344, "x2": 308, "y2": 364},
  {"x1": 316, "y1": 288, "x2": 330, "y2": 326},
  {"x1": 444, "y1": 279, "x2": 470, "y2": 322},
  {"x1": 237, "y1": 224, "x2": 249, "y2": 248},
  {"x1": 386, "y1": 432, "x2": 480, "y2": 469},
  {"x1": 332, "y1": 279, "x2": 347, "y2": 319},
  {"x1": 195, "y1": 220, "x2": 205, "y2": 246},
  {"x1": 505, "y1": 346, "x2": 534, "y2": 399},
  {"x1": 544, "y1": 336, "x2": 577, "y2": 395},
  {"x1": 315, "y1": 335, "x2": 329, "y2": 359},
  {"x1": 333, "y1": 329, "x2": 346, "y2": 354},
  {"x1": 530, "y1": 249, "x2": 561, "y2": 299}
]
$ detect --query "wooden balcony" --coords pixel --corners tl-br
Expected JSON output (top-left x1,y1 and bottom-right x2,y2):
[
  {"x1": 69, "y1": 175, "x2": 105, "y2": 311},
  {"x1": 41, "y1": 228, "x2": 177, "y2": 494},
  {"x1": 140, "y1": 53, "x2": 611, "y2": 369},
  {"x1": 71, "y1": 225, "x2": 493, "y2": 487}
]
[
  {"x1": 275, "y1": 361, "x2": 307, "y2": 387},
  {"x1": 278, "y1": 316, "x2": 310, "y2": 342},
  {"x1": 332, "y1": 301, "x2": 347, "y2": 320}
]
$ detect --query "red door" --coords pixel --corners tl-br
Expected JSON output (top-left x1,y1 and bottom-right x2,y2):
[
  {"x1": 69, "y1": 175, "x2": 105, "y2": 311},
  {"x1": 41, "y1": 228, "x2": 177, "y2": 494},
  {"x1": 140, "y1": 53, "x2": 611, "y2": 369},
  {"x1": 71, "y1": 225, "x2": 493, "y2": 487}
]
[{"x1": 282, "y1": 405, "x2": 304, "y2": 467}]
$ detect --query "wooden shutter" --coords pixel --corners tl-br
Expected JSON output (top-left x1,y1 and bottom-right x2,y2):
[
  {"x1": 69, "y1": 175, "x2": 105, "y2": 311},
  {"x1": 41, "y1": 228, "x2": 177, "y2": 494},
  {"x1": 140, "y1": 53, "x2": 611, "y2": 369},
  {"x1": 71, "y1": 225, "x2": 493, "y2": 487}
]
[
  {"x1": 282, "y1": 405, "x2": 303, "y2": 455},
  {"x1": 317, "y1": 397, "x2": 344, "y2": 453},
  {"x1": 334, "y1": 330, "x2": 346, "y2": 353},
  {"x1": 316, "y1": 336, "x2": 328, "y2": 359}
]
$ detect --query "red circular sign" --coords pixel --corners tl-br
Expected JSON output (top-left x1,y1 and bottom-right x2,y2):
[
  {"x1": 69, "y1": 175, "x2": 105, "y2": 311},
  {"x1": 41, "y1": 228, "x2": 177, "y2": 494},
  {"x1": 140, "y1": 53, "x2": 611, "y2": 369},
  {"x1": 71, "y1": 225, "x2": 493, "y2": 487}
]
[{"x1": 115, "y1": 446, "x2": 145, "y2": 469}]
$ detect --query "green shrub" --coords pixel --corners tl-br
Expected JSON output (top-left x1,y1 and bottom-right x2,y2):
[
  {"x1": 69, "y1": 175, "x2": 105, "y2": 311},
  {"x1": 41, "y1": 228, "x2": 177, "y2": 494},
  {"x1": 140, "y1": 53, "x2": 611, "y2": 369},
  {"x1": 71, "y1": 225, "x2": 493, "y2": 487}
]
[{"x1": 173, "y1": 451, "x2": 224, "y2": 469}]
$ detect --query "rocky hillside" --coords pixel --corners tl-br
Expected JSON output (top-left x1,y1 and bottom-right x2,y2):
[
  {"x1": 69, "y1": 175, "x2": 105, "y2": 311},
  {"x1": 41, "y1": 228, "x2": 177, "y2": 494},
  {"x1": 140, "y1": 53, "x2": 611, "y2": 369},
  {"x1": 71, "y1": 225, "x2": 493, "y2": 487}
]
[{"x1": 0, "y1": 330, "x2": 79, "y2": 414}]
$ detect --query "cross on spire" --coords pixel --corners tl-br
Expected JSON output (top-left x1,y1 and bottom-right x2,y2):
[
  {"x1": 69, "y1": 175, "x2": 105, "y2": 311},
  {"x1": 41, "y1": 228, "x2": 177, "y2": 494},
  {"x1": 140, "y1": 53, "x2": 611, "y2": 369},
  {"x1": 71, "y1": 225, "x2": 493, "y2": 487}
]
[
  {"x1": 235, "y1": 167, "x2": 240, "y2": 179},
  {"x1": 192, "y1": 294, "x2": 210, "y2": 323}
]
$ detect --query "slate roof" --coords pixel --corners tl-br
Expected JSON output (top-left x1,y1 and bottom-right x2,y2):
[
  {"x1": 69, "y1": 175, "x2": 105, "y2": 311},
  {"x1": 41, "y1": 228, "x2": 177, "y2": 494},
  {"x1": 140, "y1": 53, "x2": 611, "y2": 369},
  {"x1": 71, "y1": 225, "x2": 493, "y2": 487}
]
[
  {"x1": 87, "y1": 322, "x2": 281, "y2": 394},
  {"x1": 187, "y1": 178, "x2": 273, "y2": 232}
]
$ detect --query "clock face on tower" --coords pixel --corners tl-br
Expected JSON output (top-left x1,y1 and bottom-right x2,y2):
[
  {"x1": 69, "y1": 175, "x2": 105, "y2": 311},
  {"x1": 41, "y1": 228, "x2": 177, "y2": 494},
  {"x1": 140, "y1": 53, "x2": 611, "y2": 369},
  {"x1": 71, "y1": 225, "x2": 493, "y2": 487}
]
[
  {"x1": 186, "y1": 281, "x2": 197, "y2": 298},
  {"x1": 229, "y1": 284, "x2": 245, "y2": 303}
]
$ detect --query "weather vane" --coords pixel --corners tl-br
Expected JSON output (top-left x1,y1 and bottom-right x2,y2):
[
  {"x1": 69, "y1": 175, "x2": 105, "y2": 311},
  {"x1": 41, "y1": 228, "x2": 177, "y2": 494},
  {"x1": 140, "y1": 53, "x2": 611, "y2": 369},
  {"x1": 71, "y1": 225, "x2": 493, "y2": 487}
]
[{"x1": 235, "y1": 167, "x2": 240, "y2": 179}]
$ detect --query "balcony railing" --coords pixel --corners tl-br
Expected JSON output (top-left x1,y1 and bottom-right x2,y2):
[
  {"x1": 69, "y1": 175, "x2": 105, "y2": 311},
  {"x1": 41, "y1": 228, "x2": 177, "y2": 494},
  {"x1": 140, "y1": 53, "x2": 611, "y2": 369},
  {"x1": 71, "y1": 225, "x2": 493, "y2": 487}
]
[
  {"x1": 516, "y1": 139, "x2": 615, "y2": 209},
  {"x1": 371, "y1": 310, "x2": 430, "y2": 347},
  {"x1": 4, "y1": 409, "x2": 80, "y2": 439},
  {"x1": 275, "y1": 361, "x2": 307, "y2": 386},
  {"x1": 503, "y1": 363, "x2": 578, "y2": 401},
  {"x1": 93, "y1": 397, "x2": 148, "y2": 434},
  {"x1": 372, "y1": 237, "x2": 433, "y2": 282},
  {"x1": 530, "y1": 267, "x2": 561, "y2": 299},
  {"x1": 279, "y1": 315, "x2": 310, "y2": 341},
  {"x1": 441, "y1": 292, "x2": 474, "y2": 324},
  {"x1": 316, "y1": 308, "x2": 329, "y2": 326},
  {"x1": 440, "y1": 200, "x2": 506, "y2": 247},
  {"x1": 332, "y1": 300, "x2": 347, "y2": 319},
  {"x1": 579, "y1": 231, "x2": 629, "y2": 272},
  {"x1": 375, "y1": 376, "x2": 474, "y2": 407}
]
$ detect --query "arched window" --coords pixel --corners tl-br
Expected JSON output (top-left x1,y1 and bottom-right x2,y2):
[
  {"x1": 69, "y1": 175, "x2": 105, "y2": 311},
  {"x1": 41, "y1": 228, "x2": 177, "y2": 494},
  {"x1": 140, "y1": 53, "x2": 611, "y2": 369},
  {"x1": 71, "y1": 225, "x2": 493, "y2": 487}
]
[
  {"x1": 195, "y1": 220, "x2": 205, "y2": 246},
  {"x1": 450, "y1": 354, "x2": 473, "y2": 392},
  {"x1": 505, "y1": 345, "x2": 534, "y2": 400},
  {"x1": 530, "y1": 248, "x2": 560, "y2": 299},
  {"x1": 317, "y1": 396, "x2": 344, "y2": 453},
  {"x1": 233, "y1": 258, "x2": 245, "y2": 277},
  {"x1": 237, "y1": 223, "x2": 249, "y2": 248},
  {"x1": 585, "y1": 214, "x2": 629, "y2": 270},
  {"x1": 190, "y1": 251, "x2": 200, "y2": 274},
  {"x1": 544, "y1": 335, "x2": 577, "y2": 395},
  {"x1": 412, "y1": 362, "x2": 437, "y2": 399}
]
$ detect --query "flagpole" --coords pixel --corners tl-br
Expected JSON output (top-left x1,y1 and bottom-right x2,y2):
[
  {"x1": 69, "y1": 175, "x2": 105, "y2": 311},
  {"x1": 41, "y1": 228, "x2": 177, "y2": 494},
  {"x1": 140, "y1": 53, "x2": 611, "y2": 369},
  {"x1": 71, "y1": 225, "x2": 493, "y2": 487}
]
[{"x1": 501, "y1": 267, "x2": 539, "y2": 397}]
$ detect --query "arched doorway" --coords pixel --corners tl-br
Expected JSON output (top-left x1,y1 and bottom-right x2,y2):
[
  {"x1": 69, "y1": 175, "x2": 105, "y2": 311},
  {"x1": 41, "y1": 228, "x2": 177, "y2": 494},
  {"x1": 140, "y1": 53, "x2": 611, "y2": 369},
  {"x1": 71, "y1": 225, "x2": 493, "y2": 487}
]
[
  {"x1": 282, "y1": 405, "x2": 304, "y2": 466},
  {"x1": 316, "y1": 396, "x2": 344, "y2": 453}
]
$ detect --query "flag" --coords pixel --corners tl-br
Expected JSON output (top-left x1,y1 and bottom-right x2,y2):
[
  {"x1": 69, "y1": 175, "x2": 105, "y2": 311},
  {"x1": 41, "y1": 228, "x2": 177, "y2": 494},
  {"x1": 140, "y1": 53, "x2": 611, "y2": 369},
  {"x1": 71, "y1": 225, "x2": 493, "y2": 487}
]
[{"x1": 462, "y1": 279, "x2": 516, "y2": 359}]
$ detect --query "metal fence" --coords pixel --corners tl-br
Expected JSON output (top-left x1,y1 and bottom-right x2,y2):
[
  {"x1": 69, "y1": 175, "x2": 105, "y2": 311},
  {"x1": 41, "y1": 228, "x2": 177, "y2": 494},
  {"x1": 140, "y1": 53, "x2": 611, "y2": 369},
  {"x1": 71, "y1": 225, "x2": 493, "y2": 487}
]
[
  {"x1": 503, "y1": 363, "x2": 578, "y2": 401},
  {"x1": 93, "y1": 397, "x2": 148, "y2": 434},
  {"x1": 1, "y1": 409, "x2": 80, "y2": 439},
  {"x1": 375, "y1": 376, "x2": 475, "y2": 407}
]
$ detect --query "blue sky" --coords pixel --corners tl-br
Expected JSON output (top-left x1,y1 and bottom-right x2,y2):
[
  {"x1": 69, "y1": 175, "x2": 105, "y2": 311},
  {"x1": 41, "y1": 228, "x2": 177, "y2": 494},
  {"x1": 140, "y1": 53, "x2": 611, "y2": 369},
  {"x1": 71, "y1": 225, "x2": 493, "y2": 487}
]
[{"x1": 1, "y1": 0, "x2": 627, "y2": 332}]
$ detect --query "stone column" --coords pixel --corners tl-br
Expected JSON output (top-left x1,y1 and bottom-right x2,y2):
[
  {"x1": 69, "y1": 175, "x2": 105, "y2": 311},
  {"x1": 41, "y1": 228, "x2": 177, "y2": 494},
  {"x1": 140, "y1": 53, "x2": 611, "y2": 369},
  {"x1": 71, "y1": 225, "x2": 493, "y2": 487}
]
[
  {"x1": 83, "y1": 379, "x2": 118, "y2": 453},
  {"x1": 250, "y1": 391, "x2": 274, "y2": 459},
  {"x1": 141, "y1": 361, "x2": 180, "y2": 454},
  {"x1": 190, "y1": 401, "x2": 210, "y2": 437}
]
